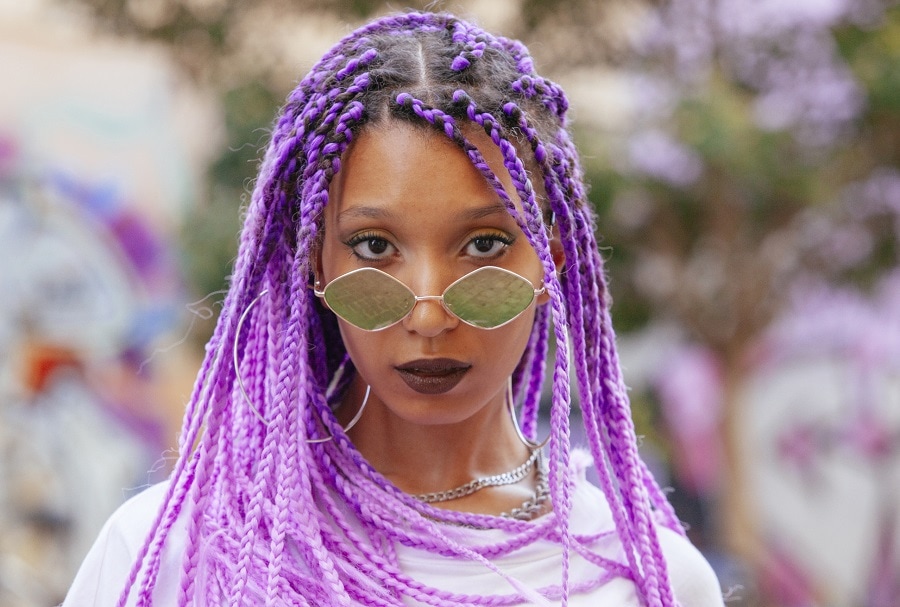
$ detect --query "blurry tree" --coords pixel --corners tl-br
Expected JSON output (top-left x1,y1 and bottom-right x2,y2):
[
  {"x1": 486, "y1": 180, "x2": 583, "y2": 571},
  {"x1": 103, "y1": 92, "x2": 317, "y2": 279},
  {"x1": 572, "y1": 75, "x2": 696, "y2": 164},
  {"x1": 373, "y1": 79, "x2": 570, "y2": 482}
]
[
  {"x1": 590, "y1": 0, "x2": 899, "y2": 357},
  {"x1": 66, "y1": 0, "x2": 660, "y2": 79}
]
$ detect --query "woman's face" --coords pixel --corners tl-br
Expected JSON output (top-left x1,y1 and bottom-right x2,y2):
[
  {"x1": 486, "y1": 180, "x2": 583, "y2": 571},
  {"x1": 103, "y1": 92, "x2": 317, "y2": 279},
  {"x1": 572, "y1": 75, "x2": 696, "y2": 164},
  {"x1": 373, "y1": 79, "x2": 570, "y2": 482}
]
[{"x1": 318, "y1": 120, "x2": 548, "y2": 428}]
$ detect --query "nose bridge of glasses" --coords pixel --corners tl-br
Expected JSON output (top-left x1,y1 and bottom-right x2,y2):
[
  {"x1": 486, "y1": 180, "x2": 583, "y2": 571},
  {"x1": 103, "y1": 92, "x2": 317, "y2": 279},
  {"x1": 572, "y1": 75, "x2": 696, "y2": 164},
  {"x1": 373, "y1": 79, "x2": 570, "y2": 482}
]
[
  {"x1": 407, "y1": 292, "x2": 453, "y2": 325},
  {"x1": 398, "y1": 276, "x2": 461, "y2": 335}
]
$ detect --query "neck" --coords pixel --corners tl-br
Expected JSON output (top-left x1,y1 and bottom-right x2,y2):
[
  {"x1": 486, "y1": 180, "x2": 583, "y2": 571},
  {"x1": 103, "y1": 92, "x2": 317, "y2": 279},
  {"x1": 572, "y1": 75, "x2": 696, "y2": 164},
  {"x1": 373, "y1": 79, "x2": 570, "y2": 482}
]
[{"x1": 340, "y1": 378, "x2": 531, "y2": 497}]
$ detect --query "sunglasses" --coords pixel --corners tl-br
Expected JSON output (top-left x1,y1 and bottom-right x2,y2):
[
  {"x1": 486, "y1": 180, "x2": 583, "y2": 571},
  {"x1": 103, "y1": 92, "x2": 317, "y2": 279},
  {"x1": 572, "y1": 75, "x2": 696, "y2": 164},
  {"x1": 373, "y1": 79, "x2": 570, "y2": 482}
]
[{"x1": 315, "y1": 266, "x2": 545, "y2": 331}]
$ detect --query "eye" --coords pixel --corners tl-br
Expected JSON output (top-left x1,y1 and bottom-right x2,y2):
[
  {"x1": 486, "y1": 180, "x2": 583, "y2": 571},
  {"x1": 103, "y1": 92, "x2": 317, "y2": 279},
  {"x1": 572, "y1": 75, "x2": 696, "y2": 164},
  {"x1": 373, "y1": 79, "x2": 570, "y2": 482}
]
[
  {"x1": 464, "y1": 232, "x2": 514, "y2": 259},
  {"x1": 346, "y1": 232, "x2": 396, "y2": 261}
]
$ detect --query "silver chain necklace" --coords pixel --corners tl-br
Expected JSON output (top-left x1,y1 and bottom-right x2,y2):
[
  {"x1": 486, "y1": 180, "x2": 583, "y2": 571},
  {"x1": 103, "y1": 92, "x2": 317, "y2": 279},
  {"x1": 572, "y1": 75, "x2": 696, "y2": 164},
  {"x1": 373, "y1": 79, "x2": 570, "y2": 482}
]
[
  {"x1": 414, "y1": 449, "x2": 540, "y2": 503},
  {"x1": 502, "y1": 463, "x2": 549, "y2": 520}
]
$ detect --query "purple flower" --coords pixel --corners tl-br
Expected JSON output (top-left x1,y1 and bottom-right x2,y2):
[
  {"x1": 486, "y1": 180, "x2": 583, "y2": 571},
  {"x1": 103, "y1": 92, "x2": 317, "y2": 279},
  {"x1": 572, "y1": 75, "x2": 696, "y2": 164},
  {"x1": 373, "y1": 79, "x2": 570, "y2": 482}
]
[{"x1": 626, "y1": 129, "x2": 704, "y2": 186}]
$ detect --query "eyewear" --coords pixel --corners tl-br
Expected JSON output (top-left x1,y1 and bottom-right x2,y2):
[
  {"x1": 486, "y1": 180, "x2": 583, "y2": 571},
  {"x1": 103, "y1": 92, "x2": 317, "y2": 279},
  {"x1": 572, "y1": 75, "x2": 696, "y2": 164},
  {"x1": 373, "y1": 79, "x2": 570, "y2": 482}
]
[{"x1": 315, "y1": 266, "x2": 544, "y2": 331}]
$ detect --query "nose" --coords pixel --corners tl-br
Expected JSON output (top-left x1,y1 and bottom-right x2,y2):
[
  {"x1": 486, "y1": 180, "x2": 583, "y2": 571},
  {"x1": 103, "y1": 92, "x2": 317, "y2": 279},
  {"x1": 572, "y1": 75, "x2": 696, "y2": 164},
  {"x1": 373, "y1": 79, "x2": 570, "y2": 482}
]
[{"x1": 400, "y1": 270, "x2": 459, "y2": 337}]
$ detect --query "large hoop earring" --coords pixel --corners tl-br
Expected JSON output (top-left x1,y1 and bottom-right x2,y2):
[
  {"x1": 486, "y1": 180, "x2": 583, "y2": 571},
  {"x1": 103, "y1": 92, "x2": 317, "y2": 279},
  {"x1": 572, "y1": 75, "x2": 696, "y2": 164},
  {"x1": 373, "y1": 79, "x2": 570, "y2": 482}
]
[
  {"x1": 233, "y1": 289, "x2": 370, "y2": 442},
  {"x1": 234, "y1": 289, "x2": 270, "y2": 426},
  {"x1": 307, "y1": 384, "x2": 369, "y2": 444},
  {"x1": 507, "y1": 377, "x2": 549, "y2": 449}
]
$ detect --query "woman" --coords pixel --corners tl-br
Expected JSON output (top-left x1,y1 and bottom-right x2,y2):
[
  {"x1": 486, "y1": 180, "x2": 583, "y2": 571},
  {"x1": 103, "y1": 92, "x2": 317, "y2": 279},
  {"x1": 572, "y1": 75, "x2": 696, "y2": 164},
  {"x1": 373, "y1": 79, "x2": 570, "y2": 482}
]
[{"x1": 64, "y1": 11, "x2": 724, "y2": 607}]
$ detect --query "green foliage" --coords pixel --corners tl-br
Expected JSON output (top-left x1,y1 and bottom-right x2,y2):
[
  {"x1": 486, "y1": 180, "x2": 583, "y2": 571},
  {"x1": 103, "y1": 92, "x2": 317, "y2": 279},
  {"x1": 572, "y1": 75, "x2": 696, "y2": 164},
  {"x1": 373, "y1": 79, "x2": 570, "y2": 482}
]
[
  {"x1": 179, "y1": 81, "x2": 279, "y2": 320},
  {"x1": 584, "y1": 4, "x2": 900, "y2": 354},
  {"x1": 837, "y1": 6, "x2": 900, "y2": 112}
]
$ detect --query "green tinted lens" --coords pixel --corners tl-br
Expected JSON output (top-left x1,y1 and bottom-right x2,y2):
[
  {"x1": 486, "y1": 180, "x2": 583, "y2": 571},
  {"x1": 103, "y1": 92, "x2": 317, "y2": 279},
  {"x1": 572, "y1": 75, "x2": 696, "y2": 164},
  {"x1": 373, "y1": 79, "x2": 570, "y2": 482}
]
[
  {"x1": 323, "y1": 268, "x2": 415, "y2": 331},
  {"x1": 443, "y1": 267, "x2": 537, "y2": 329}
]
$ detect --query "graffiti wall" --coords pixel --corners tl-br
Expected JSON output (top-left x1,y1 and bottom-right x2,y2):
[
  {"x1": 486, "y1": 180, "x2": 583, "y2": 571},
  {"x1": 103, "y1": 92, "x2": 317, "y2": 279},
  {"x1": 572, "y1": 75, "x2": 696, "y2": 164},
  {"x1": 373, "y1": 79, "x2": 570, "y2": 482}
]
[{"x1": 0, "y1": 6, "x2": 218, "y2": 606}]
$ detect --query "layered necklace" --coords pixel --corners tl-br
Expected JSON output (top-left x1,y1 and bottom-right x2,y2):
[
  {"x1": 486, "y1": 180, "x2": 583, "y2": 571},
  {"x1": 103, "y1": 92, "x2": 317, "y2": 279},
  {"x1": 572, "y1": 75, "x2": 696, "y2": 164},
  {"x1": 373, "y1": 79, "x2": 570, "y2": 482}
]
[{"x1": 413, "y1": 449, "x2": 549, "y2": 520}]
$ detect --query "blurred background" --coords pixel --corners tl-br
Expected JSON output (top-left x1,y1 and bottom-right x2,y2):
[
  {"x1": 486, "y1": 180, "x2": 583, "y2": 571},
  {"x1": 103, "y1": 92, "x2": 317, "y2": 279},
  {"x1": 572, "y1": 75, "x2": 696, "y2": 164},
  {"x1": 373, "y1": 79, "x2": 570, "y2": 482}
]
[{"x1": 1, "y1": 0, "x2": 898, "y2": 605}]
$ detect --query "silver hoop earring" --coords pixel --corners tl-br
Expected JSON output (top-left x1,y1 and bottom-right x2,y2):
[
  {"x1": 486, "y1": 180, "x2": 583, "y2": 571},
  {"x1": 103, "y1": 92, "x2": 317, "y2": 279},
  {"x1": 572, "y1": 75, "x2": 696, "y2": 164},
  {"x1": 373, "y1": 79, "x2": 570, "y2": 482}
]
[
  {"x1": 233, "y1": 289, "x2": 370, "y2": 441},
  {"x1": 234, "y1": 289, "x2": 270, "y2": 426},
  {"x1": 507, "y1": 377, "x2": 549, "y2": 449},
  {"x1": 307, "y1": 384, "x2": 369, "y2": 444}
]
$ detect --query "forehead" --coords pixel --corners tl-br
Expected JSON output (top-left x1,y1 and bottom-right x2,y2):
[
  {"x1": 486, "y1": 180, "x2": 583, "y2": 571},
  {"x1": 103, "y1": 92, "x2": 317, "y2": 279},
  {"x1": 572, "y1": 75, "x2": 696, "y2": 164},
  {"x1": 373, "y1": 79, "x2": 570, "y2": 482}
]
[{"x1": 326, "y1": 120, "x2": 522, "y2": 218}]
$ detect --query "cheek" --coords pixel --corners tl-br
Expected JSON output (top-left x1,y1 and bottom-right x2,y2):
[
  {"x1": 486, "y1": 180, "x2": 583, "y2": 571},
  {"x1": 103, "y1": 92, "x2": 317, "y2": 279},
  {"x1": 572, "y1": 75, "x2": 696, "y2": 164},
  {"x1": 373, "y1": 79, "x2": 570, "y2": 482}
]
[
  {"x1": 334, "y1": 323, "x2": 396, "y2": 387},
  {"x1": 336, "y1": 323, "x2": 369, "y2": 363},
  {"x1": 487, "y1": 313, "x2": 538, "y2": 370}
]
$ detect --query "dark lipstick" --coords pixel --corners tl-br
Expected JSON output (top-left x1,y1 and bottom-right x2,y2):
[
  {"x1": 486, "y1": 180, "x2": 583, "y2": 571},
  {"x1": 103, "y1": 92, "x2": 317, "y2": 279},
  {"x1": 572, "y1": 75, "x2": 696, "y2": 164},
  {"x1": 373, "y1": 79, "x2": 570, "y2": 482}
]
[{"x1": 395, "y1": 358, "x2": 471, "y2": 395}]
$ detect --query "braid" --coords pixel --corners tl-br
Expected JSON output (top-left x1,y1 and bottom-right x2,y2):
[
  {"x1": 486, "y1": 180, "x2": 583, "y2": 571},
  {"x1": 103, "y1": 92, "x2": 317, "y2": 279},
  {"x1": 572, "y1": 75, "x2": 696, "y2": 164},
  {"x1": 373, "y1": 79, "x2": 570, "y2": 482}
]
[
  {"x1": 121, "y1": 11, "x2": 685, "y2": 606},
  {"x1": 502, "y1": 57, "x2": 683, "y2": 605},
  {"x1": 514, "y1": 303, "x2": 550, "y2": 440}
]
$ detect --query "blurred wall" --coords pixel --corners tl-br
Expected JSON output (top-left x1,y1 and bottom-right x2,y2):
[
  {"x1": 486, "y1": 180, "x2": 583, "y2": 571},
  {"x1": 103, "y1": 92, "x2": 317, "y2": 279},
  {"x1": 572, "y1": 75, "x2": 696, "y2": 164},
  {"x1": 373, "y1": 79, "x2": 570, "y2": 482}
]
[{"x1": 0, "y1": 2, "x2": 219, "y2": 604}]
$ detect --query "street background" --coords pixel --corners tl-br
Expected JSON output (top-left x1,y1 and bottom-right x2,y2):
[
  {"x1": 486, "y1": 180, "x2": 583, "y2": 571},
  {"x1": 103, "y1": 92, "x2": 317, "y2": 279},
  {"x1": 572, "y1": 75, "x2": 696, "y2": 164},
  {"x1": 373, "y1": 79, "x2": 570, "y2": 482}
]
[{"x1": 1, "y1": 1, "x2": 898, "y2": 605}]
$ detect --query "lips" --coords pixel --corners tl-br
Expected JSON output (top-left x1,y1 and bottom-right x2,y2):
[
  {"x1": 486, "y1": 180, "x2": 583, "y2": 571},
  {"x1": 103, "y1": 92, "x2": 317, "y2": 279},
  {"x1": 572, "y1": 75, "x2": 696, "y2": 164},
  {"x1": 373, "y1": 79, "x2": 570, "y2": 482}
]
[{"x1": 395, "y1": 358, "x2": 471, "y2": 395}]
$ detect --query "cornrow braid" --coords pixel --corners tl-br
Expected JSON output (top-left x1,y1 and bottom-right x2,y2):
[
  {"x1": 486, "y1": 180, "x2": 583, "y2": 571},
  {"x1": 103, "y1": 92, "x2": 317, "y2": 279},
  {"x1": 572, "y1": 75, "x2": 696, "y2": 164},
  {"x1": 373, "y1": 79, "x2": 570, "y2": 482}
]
[{"x1": 119, "y1": 11, "x2": 685, "y2": 607}]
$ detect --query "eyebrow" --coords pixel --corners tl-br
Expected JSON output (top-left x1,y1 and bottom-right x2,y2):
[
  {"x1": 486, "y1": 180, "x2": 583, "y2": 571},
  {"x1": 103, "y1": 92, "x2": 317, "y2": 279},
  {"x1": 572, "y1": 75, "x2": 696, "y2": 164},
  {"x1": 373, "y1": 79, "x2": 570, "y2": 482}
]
[
  {"x1": 337, "y1": 201, "x2": 511, "y2": 223},
  {"x1": 459, "y1": 201, "x2": 511, "y2": 221},
  {"x1": 336, "y1": 206, "x2": 400, "y2": 222}
]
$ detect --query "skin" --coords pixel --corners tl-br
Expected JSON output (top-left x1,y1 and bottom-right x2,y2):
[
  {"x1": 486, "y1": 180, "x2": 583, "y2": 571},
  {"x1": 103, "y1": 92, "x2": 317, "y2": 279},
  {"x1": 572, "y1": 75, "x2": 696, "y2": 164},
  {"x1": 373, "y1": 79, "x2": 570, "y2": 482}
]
[{"x1": 317, "y1": 120, "x2": 563, "y2": 515}]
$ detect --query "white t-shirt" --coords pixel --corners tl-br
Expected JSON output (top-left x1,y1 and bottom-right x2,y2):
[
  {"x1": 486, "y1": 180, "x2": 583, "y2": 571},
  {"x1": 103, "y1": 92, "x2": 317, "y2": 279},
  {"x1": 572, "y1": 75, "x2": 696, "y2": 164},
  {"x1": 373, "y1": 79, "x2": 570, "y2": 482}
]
[{"x1": 63, "y1": 460, "x2": 724, "y2": 606}]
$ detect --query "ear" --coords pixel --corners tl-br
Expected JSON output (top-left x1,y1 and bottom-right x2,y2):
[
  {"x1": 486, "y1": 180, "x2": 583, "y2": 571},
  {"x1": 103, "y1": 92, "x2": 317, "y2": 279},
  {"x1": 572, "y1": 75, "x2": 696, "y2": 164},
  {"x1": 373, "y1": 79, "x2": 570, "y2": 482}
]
[
  {"x1": 549, "y1": 221, "x2": 565, "y2": 273},
  {"x1": 310, "y1": 244, "x2": 325, "y2": 292},
  {"x1": 537, "y1": 222, "x2": 565, "y2": 305},
  {"x1": 310, "y1": 247, "x2": 335, "y2": 313}
]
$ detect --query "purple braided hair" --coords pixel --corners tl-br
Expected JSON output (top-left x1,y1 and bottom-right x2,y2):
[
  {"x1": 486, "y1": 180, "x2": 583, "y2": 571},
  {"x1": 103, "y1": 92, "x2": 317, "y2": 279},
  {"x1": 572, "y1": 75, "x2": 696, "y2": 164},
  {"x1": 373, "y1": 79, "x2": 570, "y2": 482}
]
[{"x1": 121, "y1": 11, "x2": 685, "y2": 607}]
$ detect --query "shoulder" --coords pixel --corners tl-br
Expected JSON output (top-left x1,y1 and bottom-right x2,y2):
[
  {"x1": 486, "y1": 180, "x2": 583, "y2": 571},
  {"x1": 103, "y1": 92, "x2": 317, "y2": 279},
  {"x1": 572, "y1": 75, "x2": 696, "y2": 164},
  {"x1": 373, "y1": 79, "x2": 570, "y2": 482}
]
[
  {"x1": 81, "y1": 481, "x2": 171, "y2": 561},
  {"x1": 107, "y1": 482, "x2": 172, "y2": 543},
  {"x1": 62, "y1": 482, "x2": 179, "y2": 607},
  {"x1": 657, "y1": 526, "x2": 725, "y2": 607},
  {"x1": 569, "y1": 454, "x2": 724, "y2": 606},
  {"x1": 94, "y1": 481, "x2": 173, "y2": 557}
]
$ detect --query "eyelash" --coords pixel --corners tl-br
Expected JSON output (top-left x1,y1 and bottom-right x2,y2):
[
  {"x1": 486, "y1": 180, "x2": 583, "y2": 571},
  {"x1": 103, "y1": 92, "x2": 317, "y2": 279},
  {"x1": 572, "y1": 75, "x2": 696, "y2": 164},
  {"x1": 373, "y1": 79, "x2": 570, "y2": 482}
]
[
  {"x1": 343, "y1": 230, "x2": 516, "y2": 262},
  {"x1": 465, "y1": 231, "x2": 515, "y2": 259},
  {"x1": 345, "y1": 231, "x2": 394, "y2": 261}
]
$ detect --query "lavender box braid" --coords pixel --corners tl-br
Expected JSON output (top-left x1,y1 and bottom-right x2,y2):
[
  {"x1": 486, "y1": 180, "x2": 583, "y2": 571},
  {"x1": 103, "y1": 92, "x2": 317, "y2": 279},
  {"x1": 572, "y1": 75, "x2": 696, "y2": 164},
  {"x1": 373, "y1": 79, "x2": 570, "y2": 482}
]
[{"x1": 117, "y1": 12, "x2": 686, "y2": 607}]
